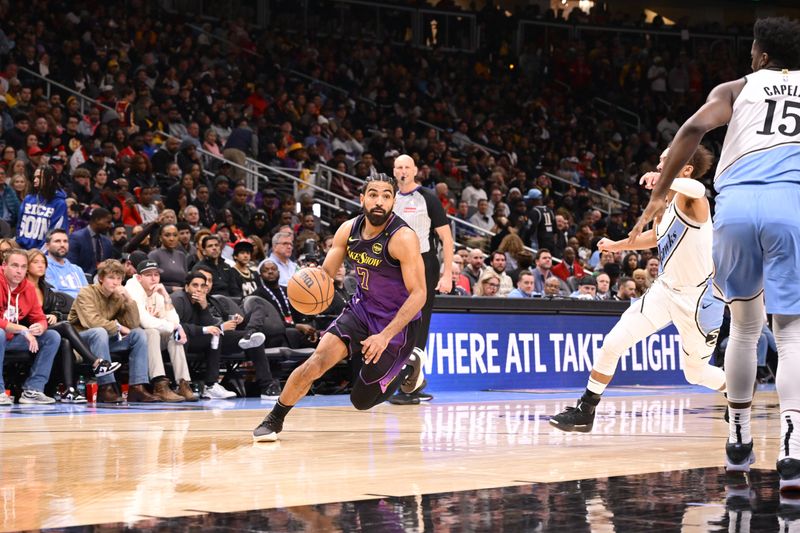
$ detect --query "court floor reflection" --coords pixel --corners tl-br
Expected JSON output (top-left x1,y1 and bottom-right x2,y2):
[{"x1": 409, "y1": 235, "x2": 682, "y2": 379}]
[{"x1": 54, "y1": 468, "x2": 799, "y2": 533}]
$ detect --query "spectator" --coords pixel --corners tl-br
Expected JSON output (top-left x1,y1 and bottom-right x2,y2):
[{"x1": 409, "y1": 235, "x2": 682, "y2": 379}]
[
  {"x1": 461, "y1": 174, "x2": 487, "y2": 208},
  {"x1": 508, "y1": 271, "x2": 539, "y2": 298},
  {"x1": 125, "y1": 260, "x2": 195, "y2": 402},
  {"x1": 16, "y1": 165, "x2": 68, "y2": 250},
  {"x1": 468, "y1": 198, "x2": 494, "y2": 234},
  {"x1": 622, "y1": 252, "x2": 640, "y2": 278},
  {"x1": 487, "y1": 250, "x2": 513, "y2": 297},
  {"x1": 531, "y1": 248, "x2": 555, "y2": 294},
  {"x1": 442, "y1": 261, "x2": 469, "y2": 296},
  {"x1": 542, "y1": 276, "x2": 565, "y2": 299},
  {"x1": 269, "y1": 231, "x2": 298, "y2": 287},
  {"x1": 551, "y1": 247, "x2": 585, "y2": 282},
  {"x1": 67, "y1": 259, "x2": 157, "y2": 403},
  {"x1": 0, "y1": 249, "x2": 60, "y2": 405},
  {"x1": 570, "y1": 276, "x2": 598, "y2": 300},
  {"x1": 176, "y1": 269, "x2": 279, "y2": 399},
  {"x1": 44, "y1": 228, "x2": 88, "y2": 298},
  {"x1": 231, "y1": 239, "x2": 259, "y2": 297},
  {"x1": 462, "y1": 248, "x2": 485, "y2": 290},
  {"x1": 613, "y1": 277, "x2": 637, "y2": 301},
  {"x1": 645, "y1": 257, "x2": 660, "y2": 285},
  {"x1": 473, "y1": 269, "x2": 502, "y2": 297},
  {"x1": 632, "y1": 268, "x2": 650, "y2": 297},
  {"x1": 135, "y1": 186, "x2": 159, "y2": 224},
  {"x1": 196, "y1": 234, "x2": 240, "y2": 297},
  {"x1": 67, "y1": 207, "x2": 114, "y2": 277},
  {"x1": 225, "y1": 184, "x2": 255, "y2": 229},
  {"x1": 147, "y1": 224, "x2": 186, "y2": 293},
  {"x1": 596, "y1": 272, "x2": 612, "y2": 300}
]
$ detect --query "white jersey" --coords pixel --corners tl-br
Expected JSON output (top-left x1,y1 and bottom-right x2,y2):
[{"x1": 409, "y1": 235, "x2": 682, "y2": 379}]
[
  {"x1": 715, "y1": 68, "x2": 800, "y2": 191},
  {"x1": 655, "y1": 199, "x2": 712, "y2": 288},
  {"x1": 392, "y1": 186, "x2": 448, "y2": 256}
]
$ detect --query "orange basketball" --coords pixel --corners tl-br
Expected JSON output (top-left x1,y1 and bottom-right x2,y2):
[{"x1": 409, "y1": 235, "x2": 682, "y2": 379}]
[{"x1": 287, "y1": 268, "x2": 335, "y2": 315}]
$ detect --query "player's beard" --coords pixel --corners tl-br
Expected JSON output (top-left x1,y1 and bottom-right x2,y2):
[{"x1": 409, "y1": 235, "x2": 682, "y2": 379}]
[{"x1": 365, "y1": 207, "x2": 391, "y2": 226}]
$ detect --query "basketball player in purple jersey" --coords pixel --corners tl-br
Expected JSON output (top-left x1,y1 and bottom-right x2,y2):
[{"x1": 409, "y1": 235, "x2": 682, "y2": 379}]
[{"x1": 253, "y1": 173, "x2": 426, "y2": 442}]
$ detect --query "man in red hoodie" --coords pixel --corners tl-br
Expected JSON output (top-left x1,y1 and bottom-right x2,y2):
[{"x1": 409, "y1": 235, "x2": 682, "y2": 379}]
[{"x1": 0, "y1": 250, "x2": 60, "y2": 405}]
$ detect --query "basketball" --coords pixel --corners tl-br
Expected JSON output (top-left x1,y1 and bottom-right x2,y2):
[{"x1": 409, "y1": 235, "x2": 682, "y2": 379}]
[{"x1": 287, "y1": 267, "x2": 334, "y2": 315}]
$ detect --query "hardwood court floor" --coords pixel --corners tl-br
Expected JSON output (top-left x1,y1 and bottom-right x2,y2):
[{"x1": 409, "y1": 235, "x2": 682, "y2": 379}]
[{"x1": 0, "y1": 387, "x2": 789, "y2": 531}]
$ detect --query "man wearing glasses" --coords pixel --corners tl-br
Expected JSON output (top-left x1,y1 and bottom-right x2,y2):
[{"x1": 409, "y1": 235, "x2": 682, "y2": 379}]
[{"x1": 268, "y1": 231, "x2": 298, "y2": 287}]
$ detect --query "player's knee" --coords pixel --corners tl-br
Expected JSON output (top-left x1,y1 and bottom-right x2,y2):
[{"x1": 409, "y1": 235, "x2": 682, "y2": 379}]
[
  {"x1": 600, "y1": 330, "x2": 629, "y2": 358},
  {"x1": 350, "y1": 391, "x2": 376, "y2": 411}
]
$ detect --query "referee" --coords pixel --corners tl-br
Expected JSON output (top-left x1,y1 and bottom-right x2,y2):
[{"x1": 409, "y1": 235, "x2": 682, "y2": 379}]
[{"x1": 389, "y1": 154, "x2": 454, "y2": 404}]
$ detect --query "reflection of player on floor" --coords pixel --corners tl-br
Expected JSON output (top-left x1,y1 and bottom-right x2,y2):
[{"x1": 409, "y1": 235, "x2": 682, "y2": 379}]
[
  {"x1": 253, "y1": 173, "x2": 426, "y2": 442},
  {"x1": 551, "y1": 145, "x2": 726, "y2": 433},
  {"x1": 630, "y1": 18, "x2": 800, "y2": 487}
]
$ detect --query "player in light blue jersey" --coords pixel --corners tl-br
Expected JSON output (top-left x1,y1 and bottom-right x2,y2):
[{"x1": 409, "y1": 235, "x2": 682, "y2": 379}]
[{"x1": 630, "y1": 17, "x2": 800, "y2": 490}]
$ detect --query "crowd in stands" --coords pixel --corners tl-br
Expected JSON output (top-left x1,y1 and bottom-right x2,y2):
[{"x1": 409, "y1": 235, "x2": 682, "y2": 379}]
[{"x1": 0, "y1": 1, "x2": 755, "y2": 401}]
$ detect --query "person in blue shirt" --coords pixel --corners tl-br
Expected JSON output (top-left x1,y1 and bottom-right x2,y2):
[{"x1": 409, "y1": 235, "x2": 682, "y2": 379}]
[
  {"x1": 44, "y1": 228, "x2": 88, "y2": 299},
  {"x1": 507, "y1": 271, "x2": 540, "y2": 298},
  {"x1": 16, "y1": 165, "x2": 67, "y2": 250}
]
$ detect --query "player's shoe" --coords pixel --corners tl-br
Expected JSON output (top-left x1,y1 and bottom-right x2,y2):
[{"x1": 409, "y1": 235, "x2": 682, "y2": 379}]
[
  {"x1": 388, "y1": 392, "x2": 420, "y2": 405},
  {"x1": 549, "y1": 401, "x2": 595, "y2": 433},
  {"x1": 253, "y1": 414, "x2": 283, "y2": 442},
  {"x1": 400, "y1": 348, "x2": 426, "y2": 394},
  {"x1": 725, "y1": 441, "x2": 755, "y2": 472},
  {"x1": 778, "y1": 458, "x2": 800, "y2": 491}
]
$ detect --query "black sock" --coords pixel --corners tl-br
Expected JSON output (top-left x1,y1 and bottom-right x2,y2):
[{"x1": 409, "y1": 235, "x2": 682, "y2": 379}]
[
  {"x1": 270, "y1": 400, "x2": 293, "y2": 421},
  {"x1": 580, "y1": 389, "x2": 602, "y2": 409}
]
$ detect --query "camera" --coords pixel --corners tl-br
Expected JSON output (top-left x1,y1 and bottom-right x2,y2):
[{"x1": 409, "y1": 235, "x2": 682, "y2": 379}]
[{"x1": 300, "y1": 239, "x2": 319, "y2": 266}]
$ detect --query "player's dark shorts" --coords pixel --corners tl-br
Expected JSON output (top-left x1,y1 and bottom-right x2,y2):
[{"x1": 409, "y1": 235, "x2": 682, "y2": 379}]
[{"x1": 325, "y1": 307, "x2": 421, "y2": 393}]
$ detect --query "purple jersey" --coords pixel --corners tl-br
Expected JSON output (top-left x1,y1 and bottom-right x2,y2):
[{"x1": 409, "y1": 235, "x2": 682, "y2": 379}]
[{"x1": 345, "y1": 213, "x2": 421, "y2": 333}]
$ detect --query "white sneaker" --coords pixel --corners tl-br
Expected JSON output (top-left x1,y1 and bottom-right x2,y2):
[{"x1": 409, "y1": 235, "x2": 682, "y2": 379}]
[
  {"x1": 202, "y1": 382, "x2": 237, "y2": 399},
  {"x1": 238, "y1": 332, "x2": 266, "y2": 350},
  {"x1": 19, "y1": 390, "x2": 56, "y2": 404},
  {"x1": 0, "y1": 393, "x2": 12, "y2": 406}
]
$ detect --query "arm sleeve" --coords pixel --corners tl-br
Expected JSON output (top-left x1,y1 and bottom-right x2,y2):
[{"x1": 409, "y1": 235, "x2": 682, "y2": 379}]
[{"x1": 421, "y1": 188, "x2": 449, "y2": 228}]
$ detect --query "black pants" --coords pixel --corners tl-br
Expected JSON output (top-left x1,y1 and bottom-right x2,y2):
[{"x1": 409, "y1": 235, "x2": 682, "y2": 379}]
[
  {"x1": 416, "y1": 252, "x2": 440, "y2": 351},
  {"x1": 52, "y1": 321, "x2": 100, "y2": 387},
  {"x1": 186, "y1": 330, "x2": 273, "y2": 388},
  {"x1": 350, "y1": 362, "x2": 409, "y2": 410}
]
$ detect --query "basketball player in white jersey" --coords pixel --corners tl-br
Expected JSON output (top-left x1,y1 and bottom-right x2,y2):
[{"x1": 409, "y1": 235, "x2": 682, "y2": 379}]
[
  {"x1": 630, "y1": 17, "x2": 800, "y2": 488},
  {"x1": 550, "y1": 144, "x2": 726, "y2": 432}
]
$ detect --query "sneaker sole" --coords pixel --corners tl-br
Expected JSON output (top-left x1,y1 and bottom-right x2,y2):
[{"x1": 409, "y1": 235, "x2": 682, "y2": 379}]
[
  {"x1": 18, "y1": 399, "x2": 56, "y2": 405},
  {"x1": 253, "y1": 431, "x2": 279, "y2": 442},
  {"x1": 94, "y1": 363, "x2": 122, "y2": 377},
  {"x1": 549, "y1": 419, "x2": 594, "y2": 433},
  {"x1": 239, "y1": 333, "x2": 266, "y2": 350},
  {"x1": 725, "y1": 451, "x2": 756, "y2": 472}
]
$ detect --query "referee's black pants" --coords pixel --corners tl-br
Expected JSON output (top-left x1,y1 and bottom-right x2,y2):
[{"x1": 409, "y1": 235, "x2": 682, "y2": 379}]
[{"x1": 416, "y1": 252, "x2": 440, "y2": 351}]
